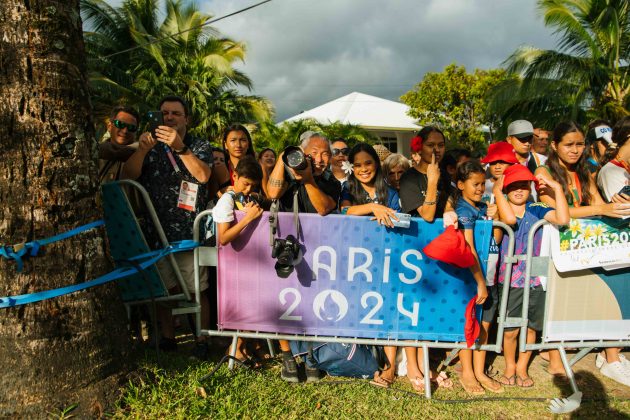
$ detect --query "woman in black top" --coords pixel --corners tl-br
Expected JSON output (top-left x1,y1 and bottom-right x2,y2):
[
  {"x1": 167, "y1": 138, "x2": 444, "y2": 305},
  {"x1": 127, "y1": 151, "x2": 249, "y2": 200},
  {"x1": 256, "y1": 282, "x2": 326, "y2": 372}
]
[{"x1": 399, "y1": 126, "x2": 451, "y2": 220}]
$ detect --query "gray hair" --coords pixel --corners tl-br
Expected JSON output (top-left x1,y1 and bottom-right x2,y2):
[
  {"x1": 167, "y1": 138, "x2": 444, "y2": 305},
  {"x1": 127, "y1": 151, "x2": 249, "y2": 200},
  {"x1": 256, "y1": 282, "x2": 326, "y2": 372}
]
[
  {"x1": 382, "y1": 153, "x2": 412, "y2": 175},
  {"x1": 299, "y1": 130, "x2": 330, "y2": 150}
]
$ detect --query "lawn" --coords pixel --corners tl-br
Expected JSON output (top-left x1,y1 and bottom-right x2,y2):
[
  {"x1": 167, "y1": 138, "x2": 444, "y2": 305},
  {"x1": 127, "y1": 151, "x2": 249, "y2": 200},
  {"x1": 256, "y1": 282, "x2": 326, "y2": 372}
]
[{"x1": 108, "y1": 336, "x2": 630, "y2": 419}]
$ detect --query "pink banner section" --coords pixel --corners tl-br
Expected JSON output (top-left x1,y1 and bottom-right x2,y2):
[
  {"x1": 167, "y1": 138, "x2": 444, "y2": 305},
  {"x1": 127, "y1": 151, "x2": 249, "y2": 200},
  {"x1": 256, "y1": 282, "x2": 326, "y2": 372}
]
[{"x1": 217, "y1": 211, "x2": 492, "y2": 341}]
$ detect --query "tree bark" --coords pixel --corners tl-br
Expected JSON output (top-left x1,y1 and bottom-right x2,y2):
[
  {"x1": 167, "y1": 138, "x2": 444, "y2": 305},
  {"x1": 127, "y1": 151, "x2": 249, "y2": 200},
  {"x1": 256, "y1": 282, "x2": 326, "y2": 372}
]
[{"x1": 0, "y1": 1, "x2": 132, "y2": 416}]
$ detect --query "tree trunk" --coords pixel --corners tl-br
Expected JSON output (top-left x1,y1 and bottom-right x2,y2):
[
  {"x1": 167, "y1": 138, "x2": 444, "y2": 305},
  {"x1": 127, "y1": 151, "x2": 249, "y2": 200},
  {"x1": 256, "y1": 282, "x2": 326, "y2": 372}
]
[{"x1": 0, "y1": 1, "x2": 132, "y2": 416}]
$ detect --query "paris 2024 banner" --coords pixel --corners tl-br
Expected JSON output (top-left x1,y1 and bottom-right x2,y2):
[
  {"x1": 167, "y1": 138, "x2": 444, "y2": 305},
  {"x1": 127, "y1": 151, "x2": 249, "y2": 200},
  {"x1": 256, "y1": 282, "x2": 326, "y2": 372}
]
[{"x1": 217, "y1": 212, "x2": 493, "y2": 342}]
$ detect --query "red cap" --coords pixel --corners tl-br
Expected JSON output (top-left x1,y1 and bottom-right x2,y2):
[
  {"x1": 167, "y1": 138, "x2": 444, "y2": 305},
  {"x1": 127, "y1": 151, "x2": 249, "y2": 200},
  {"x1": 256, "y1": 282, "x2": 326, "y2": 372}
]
[
  {"x1": 422, "y1": 225, "x2": 476, "y2": 268},
  {"x1": 410, "y1": 136, "x2": 423, "y2": 153},
  {"x1": 464, "y1": 296, "x2": 480, "y2": 347},
  {"x1": 502, "y1": 164, "x2": 538, "y2": 190},
  {"x1": 480, "y1": 142, "x2": 519, "y2": 164}
]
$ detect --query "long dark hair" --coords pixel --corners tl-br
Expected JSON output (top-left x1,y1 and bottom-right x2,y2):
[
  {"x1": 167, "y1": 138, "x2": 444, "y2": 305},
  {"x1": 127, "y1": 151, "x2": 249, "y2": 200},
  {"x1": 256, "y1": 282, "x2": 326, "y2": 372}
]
[
  {"x1": 222, "y1": 124, "x2": 256, "y2": 159},
  {"x1": 346, "y1": 143, "x2": 390, "y2": 206},
  {"x1": 601, "y1": 116, "x2": 630, "y2": 167},
  {"x1": 548, "y1": 121, "x2": 591, "y2": 206},
  {"x1": 450, "y1": 160, "x2": 485, "y2": 207}
]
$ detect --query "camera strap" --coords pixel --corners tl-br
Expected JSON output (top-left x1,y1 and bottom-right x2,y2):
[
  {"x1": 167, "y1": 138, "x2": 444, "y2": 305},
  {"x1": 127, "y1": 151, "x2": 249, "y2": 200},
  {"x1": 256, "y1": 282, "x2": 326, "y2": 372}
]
[{"x1": 268, "y1": 189, "x2": 301, "y2": 247}]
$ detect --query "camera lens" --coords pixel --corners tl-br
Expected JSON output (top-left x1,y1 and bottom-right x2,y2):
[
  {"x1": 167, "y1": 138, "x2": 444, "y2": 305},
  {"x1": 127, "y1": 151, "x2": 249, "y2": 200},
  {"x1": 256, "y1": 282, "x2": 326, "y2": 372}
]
[{"x1": 282, "y1": 146, "x2": 308, "y2": 170}]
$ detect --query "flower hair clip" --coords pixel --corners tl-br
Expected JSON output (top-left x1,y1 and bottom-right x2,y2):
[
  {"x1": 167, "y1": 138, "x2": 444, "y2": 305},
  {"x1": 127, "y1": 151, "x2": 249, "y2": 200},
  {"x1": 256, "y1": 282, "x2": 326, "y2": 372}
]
[{"x1": 341, "y1": 160, "x2": 354, "y2": 175}]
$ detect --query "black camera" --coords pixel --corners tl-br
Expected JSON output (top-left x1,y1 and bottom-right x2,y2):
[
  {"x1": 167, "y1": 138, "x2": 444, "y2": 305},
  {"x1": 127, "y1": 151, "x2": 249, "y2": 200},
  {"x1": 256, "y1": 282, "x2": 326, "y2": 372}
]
[
  {"x1": 271, "y1": 234, "x2": 303, "y2": 278},
  {"x1": 282, "y1": 146, "x2": 311, "y2": 171}
]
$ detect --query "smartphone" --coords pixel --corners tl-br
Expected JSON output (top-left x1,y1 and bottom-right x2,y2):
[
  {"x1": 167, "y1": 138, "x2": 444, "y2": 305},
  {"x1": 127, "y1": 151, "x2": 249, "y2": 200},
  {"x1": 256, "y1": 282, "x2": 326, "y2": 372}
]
[
  {"x1": 390, "y1": 212, "x2": 411, "y2": 229},
  {"x1": 619, "y1": 185, "x2": 630, "y2": 196},
  {"x1": 146, "y1": 110, "x2": 163, "y2": 139}
]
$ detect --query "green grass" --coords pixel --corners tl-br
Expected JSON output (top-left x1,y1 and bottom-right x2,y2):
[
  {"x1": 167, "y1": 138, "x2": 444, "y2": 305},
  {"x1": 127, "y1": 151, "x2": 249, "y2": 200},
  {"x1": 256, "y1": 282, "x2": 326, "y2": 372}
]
[{"x1": 111, "y1": 343, "x2": 630, "y2": 419}]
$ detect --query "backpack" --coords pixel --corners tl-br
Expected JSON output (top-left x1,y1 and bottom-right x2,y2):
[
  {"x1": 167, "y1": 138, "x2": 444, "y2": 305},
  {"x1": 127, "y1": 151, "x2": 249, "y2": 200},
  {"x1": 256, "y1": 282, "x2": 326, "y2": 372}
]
[{"x1": 289, "y1": 341, "x2": 388, "y2": 379}]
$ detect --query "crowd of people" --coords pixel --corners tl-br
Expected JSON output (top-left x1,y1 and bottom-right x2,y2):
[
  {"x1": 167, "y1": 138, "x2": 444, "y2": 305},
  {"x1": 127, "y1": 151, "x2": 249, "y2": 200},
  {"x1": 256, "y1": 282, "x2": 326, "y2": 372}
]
[{"x1": 99, "y1": 95, "x2": 630, "y2": 393}]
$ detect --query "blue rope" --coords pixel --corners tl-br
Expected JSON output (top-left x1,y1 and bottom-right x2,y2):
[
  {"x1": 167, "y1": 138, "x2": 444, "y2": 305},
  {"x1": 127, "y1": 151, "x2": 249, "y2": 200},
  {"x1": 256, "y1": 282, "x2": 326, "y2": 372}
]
[
  {"x1": 0, "y1": 220, "x2": 105, "y2": 272},
  {"x1": 0, "y1": 240, "x2": 199, "y2": 308}
]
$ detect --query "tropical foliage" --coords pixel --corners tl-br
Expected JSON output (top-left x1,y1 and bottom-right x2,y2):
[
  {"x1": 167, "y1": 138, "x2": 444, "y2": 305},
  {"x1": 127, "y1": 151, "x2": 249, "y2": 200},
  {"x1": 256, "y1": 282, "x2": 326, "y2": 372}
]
[
  {"x1": 251, "y1": 119, "x2": 380, "y2": 154},
  {"x1": 81, "y1": 0, "x2": 273, "y2": 140},
  {"x1": 401, "y1": 63, "x2": 509, "y2": 150},
  {"x1": 488, "y1": 0, "x2": 630, "y2": 131}
]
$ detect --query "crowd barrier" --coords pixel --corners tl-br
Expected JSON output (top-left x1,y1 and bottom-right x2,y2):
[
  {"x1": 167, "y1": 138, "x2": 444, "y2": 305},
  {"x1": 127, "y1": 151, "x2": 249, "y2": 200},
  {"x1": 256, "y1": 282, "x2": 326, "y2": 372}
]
[{"x1": 98, "y1": 182, "x2": 628, "y2": 413}]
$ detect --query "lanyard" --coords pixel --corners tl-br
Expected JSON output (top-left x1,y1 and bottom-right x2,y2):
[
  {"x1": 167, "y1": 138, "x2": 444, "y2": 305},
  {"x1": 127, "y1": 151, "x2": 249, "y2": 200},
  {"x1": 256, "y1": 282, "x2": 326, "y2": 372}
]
[
  {"x1": 164, "y1": 144, "x2": 181, "y2": 174},
  {"x1": 572, "y1": 172, "x2": 582, "y2": 207}
]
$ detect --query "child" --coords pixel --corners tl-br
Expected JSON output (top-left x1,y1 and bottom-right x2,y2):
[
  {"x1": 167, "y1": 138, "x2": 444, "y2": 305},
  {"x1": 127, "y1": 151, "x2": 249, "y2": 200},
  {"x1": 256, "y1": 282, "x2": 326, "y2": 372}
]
[
  {"x1": 213, "y1": 155, "x2": 264, "y2": 364},
  {"x1": 453, "y1": 161, "x2": 513, "y2": 394},
  {"x1": 480, "y1": 142, "x2": 519, "y2": 204},
  {"x1": 339, "y1": 143, "x2": 403, "y2": 388},
  {"x1": 496, "y1": 164, "x2": 569, "y2": 387}
]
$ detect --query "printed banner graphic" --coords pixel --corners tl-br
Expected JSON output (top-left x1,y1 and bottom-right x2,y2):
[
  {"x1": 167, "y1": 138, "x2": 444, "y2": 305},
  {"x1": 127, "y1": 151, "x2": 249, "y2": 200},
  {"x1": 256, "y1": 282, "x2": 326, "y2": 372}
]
[
  {"x1": 218, "y1": 213, "x2": 492, "y2": 342},
  {"x1": 550, "y1": 217, "x2": 630, "y2": 271},
  {"x1": 545, "y1": 217, "x2": 630, "y2": 341}
]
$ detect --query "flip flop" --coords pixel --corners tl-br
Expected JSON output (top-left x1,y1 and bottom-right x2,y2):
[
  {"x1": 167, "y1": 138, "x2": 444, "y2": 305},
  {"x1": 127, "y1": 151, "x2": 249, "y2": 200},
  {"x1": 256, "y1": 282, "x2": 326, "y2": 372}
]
[
  {"x1": 431, "y1": 371, "x2": 453, "y2": 389},
  {"x1": 409, "y1": 376, "x2": 427, "y2": 394},
  {"x1": 496, "y1": 374, "x2": 516, "y2": 386},
  {"x1": 516, "y1": 375, "x2": 534, "y2": 388},
  {"x1": 478, "y1": 378, "x2": 504, "y2": 393},
  {"x1": 370, "y1": 372, "x2": 392, "y2": 388},
  {"x1": 458, "y1": 378, "x2": 485, "y2": 395}
]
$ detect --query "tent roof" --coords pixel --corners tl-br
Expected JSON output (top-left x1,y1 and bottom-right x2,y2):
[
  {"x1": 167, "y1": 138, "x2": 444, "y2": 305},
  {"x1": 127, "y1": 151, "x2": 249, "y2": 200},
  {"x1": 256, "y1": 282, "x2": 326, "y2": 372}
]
[{"x1": 282, "y1": 92, "x2": 420, "y2": 131}]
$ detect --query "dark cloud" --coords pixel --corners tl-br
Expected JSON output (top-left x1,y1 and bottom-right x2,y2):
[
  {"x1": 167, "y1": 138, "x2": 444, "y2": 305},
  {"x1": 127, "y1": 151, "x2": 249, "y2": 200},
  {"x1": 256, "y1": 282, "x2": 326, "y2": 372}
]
[{"x1": 205, "y1": 1, "x2": 559, "y2": 119}]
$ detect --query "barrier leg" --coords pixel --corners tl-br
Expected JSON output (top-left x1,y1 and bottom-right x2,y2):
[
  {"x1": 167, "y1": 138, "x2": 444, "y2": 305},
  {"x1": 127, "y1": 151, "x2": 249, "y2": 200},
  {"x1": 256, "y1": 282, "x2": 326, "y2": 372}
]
[
  {"x1": 266, "y1": 339, "x2": 276, "y2": 358},
  {"x1": 423, "y1": 344, "x2": 431, "y2": 399},
  {"x1": 228, "y1": 334, "x2": 238, "y2": 370},
  {"x1": 548, "y1": 346, "x2": 582, "y2": 414},
  {"x1": 569, "y1": 347, "x2": 594, "y2": 367},
  {"x1": 438, "y1": 348, "x2": 459, "y2": 372}
]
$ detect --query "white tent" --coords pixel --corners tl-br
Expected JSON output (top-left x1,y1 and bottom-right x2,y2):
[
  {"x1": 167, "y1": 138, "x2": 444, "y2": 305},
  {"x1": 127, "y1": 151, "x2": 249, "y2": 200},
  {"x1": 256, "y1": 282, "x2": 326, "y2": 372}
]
[{"x1": 282, "y1": 92, "x2": 420, "y2": 155}]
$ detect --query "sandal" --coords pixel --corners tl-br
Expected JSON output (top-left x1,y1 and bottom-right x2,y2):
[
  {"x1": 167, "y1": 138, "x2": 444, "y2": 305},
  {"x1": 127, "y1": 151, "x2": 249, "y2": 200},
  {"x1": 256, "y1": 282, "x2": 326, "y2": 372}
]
[
  {"x1": 496, "y1": 374, "x2": 516, "y2": 386},
  {"x1": 409, "y1": 376, "x2": 427, "y2": 393},
  {"x1": 516, "y1": 375, "x2": 534, "y2": 388},
  {"x1": 370, "y1": 372, "x2": 393, "y2": 388},
  {"x1": 431, "y1": 371, "x2": 453, "y2": 389},
  {"x1": 458, "y1": 378, "x2": 485, "y2": 395},
  {"x1": 478, "y1": 378, "x2": 504, "y2": 393}
]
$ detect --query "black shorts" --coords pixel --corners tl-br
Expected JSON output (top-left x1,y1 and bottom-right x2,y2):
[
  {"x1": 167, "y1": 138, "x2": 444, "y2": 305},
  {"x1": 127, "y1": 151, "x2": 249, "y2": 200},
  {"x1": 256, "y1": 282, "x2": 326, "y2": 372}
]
[
  {"x1": 481, "y1": 285, "x2": 499, "y2": 324},
  {"x1": 499, "y1": 285, "x2": 546, "y2": 331}
]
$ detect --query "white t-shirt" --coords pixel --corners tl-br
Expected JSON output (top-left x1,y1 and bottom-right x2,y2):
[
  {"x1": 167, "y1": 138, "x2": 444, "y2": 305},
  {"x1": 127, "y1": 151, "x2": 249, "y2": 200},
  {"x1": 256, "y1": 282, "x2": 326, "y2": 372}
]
[
  {"x1": 597, "y1": 162, "x2": 630, "y2": 201},
  {"x1": 212, "y1": 192, "x2": 237, "y2": 224}
]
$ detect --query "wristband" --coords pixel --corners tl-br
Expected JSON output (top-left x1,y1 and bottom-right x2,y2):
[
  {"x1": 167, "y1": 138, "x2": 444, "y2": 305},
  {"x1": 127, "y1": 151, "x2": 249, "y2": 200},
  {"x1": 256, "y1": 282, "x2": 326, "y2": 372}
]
[
  {"x1": 423, "y1": 200, "x2": 436, "y2": 205},
  {"x1": 174, "y1": 145, "x2": 189, "y2": 155}
]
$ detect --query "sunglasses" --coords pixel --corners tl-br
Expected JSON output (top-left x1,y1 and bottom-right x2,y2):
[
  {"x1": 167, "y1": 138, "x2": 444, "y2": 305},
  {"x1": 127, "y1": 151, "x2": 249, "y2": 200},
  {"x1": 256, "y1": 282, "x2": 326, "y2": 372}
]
[
  {"x1": 332, "y1": 147, "x2": 350, "y2": 157},
  {"x1": 113, "y1": 119, "x2": 138, "y2": 133},
  {"x1": 516, "y1": 135, "x2": 534, "y2": 143}
]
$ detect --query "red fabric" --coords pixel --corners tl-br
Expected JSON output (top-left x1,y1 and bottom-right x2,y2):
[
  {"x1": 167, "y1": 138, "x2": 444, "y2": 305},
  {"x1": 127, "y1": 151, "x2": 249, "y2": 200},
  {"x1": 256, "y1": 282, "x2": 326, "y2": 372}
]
[
  {"x1": 410, "y1": 136, "x2": 423, "y2": 153},
  {"x1": 480, "y1": 142, "x2": 519, "y2": 164},
  {"x1": 502, "y1": 164, "x2": 538, "y2": 190},
  {"x1": 464, "y1": 296, "x2": 480, "y2": 347},
  {"x1": 422, "y1": 225, "x2": 476, "y2": 268}
]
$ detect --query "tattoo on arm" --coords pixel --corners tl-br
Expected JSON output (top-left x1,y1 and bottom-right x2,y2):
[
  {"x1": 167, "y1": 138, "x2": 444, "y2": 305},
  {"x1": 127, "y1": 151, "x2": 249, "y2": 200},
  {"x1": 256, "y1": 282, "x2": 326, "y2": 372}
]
[{"x1": 269, "y1": 178, "x2": 284, "y2": 187}]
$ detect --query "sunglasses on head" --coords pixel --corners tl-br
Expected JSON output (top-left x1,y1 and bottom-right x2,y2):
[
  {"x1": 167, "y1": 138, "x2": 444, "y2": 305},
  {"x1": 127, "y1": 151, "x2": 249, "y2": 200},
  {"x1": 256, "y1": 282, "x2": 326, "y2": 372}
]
[
  {"x1": 113, "y1": 119, "x2": 138, "y2": 132},
  {"x1": 332, "y1": 147, "x2": 350, "y2": 156}
]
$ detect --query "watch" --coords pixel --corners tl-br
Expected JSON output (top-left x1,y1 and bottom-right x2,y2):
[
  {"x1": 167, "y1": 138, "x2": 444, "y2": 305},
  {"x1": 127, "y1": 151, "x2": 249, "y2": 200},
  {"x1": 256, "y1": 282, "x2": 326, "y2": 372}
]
[{"x1": 174, "y1": 145, "x2": 189, "y2": 155}]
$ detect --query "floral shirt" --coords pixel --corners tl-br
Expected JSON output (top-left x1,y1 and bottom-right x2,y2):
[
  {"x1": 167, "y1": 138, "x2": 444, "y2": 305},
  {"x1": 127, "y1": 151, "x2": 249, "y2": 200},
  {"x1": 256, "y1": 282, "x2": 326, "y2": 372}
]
[
  {"x1": 137, "y1": 133, "x2": 212, "y2": 246},
  {"x1": 498, "y1": 202, "x2": 553, "y2": 288}
]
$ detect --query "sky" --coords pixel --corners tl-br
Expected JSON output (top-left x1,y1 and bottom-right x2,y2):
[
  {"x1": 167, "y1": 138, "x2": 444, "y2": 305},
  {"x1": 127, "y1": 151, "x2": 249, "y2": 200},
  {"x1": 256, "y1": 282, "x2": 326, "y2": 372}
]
[{"x1": 107, "y1": 0, "x2": 560, "y2": 121}]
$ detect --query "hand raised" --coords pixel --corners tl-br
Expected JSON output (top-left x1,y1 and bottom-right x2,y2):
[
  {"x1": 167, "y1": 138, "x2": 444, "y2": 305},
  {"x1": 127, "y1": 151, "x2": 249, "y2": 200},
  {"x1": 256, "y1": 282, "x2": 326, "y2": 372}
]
[{"x1": 426, "y1": 152, "x2": 440, "y2": 185}]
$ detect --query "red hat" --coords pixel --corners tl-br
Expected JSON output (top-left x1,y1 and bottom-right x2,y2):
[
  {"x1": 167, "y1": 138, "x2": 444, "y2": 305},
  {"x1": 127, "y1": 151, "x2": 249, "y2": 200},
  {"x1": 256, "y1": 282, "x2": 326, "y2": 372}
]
[
  {"x1": 464, "y1": 296, "x2": 480, "y2": 347},
  {"x1": 422, "y1": 225, "x2": 476, "y2": 268},
  {"x1": 410, "y1": 136, "x2": 423, "y2": 153},
  {"x1": 480, "y1": 142, "x2": 519, "y2": 164},
  {"x1": 502, "y1": 164, "x2": 538, "y2": 190}
]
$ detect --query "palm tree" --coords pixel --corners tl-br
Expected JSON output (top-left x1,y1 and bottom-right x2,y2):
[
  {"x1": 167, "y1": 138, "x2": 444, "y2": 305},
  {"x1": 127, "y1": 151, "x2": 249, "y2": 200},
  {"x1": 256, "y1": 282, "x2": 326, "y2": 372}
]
[
  {"x1": 489, "y1": 0, "x2": 630, "y2": 129},
  {"x1": 81, "y1": 0, "x2": 273, "y2": 139}
]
